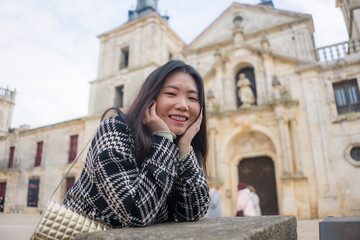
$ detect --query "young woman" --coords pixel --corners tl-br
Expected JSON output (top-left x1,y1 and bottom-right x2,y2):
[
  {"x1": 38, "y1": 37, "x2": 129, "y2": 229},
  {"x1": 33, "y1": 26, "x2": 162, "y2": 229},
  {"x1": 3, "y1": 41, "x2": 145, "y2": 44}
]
[
  {"x1": 236, "y1": 182, "x2": 256, "y2": 217},
  {"x1": 63, "y1": 60, "x2": 210, "y2": 228}
]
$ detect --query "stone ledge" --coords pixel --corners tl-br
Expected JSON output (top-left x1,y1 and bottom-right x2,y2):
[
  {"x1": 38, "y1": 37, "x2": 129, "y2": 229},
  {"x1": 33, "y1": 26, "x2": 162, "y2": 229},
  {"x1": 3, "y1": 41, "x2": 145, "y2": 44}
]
[{"x1": 75, "y1": 216, "x2": 297, "y2": 240}]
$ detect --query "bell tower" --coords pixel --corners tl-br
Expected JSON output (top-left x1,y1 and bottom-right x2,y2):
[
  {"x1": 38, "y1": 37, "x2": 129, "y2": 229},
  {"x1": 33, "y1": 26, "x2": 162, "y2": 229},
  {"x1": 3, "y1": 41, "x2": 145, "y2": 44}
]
[
  {"x1": 336, "y1": 0, "x2": 360, "y2": 39},
  {"x1": 128, "y1": 0, "x2": 168, "y2": 22},
  {"x1": 0, "y1": 87, "x2": 16, "y2": 136}
]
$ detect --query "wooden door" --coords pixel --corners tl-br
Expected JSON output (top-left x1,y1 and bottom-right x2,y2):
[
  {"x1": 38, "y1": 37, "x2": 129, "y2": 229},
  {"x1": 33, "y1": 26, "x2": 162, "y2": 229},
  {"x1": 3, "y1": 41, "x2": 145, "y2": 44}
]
[
  {"x1": 0, "y1": 182, "x2": 6, "y2": 212},
  {"x1": 238, "y1": 156, "x2": 279, "y2": 215}
]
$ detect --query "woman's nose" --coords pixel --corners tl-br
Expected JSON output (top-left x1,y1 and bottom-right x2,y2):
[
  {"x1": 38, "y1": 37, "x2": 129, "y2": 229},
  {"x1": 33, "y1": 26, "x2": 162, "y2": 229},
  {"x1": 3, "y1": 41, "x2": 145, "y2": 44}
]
[{"x1": 175, "y1": 99, "x2": 189, "y2": 111}]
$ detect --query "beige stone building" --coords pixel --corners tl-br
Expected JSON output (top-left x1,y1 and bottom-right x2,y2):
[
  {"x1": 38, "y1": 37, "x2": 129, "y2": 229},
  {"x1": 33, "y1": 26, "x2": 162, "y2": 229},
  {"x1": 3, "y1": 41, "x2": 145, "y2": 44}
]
[{"x1": 1, "y1": 0, "x2": 360, "y2": 219}]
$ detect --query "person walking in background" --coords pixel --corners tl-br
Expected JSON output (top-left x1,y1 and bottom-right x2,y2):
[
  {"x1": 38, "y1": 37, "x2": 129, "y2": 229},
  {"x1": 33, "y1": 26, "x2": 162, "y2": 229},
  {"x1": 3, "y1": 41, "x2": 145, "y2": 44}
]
[
  {"x1": 0, "y1": 197, "x2": 4, "y2": 212},
  {"x1": 206, "y1": 183, "x2": 222, "y2": 217},
  {"x1": 247, "y1": 185, "x2": 261, "y2": 216},
  {"x1": 236, "y1": 182, "x2": 256, "y2": 217}
]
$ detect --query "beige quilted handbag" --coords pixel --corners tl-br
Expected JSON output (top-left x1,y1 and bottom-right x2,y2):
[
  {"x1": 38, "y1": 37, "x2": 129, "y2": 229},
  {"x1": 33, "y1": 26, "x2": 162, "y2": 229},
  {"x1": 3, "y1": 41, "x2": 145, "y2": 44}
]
[{"x1": 31, "y1": 130, "x2": 112, "y2": 240}]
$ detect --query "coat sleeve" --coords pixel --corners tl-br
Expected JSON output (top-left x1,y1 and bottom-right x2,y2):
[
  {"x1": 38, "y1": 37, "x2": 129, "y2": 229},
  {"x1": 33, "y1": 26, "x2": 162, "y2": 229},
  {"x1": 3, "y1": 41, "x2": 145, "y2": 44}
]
[
  {"x1": 170, "y1": 149, "x2": 210, "y2": 222},
  {"x1": 92, "y1": 117, "x2": 179, "y2": 227},
  {"x1": 237, "y1": 191, "x2": 248, "y2": 211},
  {"x1": 209, "y1": 191, "x2": 221, "y2": 208}
]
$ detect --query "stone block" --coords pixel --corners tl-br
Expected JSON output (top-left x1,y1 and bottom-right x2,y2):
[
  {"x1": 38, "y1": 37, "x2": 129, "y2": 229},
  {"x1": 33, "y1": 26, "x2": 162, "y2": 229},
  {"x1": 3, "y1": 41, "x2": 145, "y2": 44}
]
[
  {"x1": 75, "y1": 216, "x2": 296, "y2": 240},
  {"x1": 319, "y1": 216, "x2": 360, "y2": 240}
]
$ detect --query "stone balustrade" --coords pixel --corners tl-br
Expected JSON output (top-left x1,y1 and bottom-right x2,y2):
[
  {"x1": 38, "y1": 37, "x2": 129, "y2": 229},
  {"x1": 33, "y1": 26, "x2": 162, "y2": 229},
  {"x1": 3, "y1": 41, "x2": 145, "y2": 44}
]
[
  {"x1": 315, "y1": 38, "x2": 360, "y2": 62},
  {"x1": 75, "y1": 216, "x2": 297, "y2": 240}
]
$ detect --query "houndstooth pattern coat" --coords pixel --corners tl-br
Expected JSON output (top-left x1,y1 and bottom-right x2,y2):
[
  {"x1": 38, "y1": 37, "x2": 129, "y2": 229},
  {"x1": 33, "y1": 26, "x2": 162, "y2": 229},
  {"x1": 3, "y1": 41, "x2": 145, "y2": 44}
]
[{"x1": 63, "y1": 116, "x2": 210, "y2": 228}]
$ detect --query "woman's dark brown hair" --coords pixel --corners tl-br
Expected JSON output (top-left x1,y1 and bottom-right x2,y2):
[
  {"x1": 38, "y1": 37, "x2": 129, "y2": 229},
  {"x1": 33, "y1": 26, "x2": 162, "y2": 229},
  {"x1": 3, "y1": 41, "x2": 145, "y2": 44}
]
[{"x1": 109, "y1": 60, "x2": 208, "y2": 173}]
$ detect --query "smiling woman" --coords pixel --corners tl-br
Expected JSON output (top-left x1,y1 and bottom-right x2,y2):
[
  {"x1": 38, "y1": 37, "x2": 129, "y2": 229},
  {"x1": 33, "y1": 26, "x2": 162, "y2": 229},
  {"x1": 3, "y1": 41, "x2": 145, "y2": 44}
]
[{"x1": 63, "y1": 60, "x2": 210, "y2": 228}]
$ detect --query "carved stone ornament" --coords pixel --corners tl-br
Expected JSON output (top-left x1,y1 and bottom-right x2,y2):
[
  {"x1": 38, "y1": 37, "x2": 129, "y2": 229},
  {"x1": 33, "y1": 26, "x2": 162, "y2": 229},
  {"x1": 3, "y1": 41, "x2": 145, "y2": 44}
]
[{"x1": 237, "y1": 73, "x2": 255, "y2": 107}]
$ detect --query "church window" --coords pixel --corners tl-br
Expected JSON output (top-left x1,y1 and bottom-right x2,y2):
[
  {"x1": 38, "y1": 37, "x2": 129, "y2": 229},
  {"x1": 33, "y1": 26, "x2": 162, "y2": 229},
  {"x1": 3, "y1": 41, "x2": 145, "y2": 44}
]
[
  {"x1": 235, "y1": 67, "x2": 257, "y2": 107},
  {"x1": 68, "y1": 135, "x2": 78, "y2": 163},
  {"x1": 119, "y1": 46, "x2": 129, "y2": 69},
  {"x1": 27, "y1": 178, "x2": 39, "y2": 207},
  {"x1": 350, "y1": 147, "x2": 360, "y2": 162},
  {"x1": 34, "y1": 141, "x2": 43, "y2": 167},
  {"x1": 8, "y1": 146, "x2": 15, "y2": 168},
  {"x1": 333, "y1": 79, "x2": 360, "y2": 115},
  {"x1": 233, "y1": 16, "x2": 243, "y2": 25},
  {"x1": 115, "y1": 85, "x2": 124, "y2": 108},
  {"x1": 169, "y1": 52, "x2": 173, "y2": 61}
]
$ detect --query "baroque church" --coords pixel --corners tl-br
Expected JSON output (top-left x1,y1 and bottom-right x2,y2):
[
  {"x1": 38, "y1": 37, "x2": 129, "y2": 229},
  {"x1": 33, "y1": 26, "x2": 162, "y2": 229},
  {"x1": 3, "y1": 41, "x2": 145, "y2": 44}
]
[{"x1": 1, "y1": 0, "x2": 360, "y2": 219}]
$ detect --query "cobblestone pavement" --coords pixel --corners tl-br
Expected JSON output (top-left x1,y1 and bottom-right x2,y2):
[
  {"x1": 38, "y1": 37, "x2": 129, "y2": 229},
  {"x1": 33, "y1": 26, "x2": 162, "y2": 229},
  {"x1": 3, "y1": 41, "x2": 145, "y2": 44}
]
[
  {"x1": 0, "y1": 213, "x2": 41, "y2": 240},
  {"x1": 297, "y1": 219, "x2": 322, "y2": 240},
  {"x1": 0, "y1": 213, "x2": 321, "y2": 240}
]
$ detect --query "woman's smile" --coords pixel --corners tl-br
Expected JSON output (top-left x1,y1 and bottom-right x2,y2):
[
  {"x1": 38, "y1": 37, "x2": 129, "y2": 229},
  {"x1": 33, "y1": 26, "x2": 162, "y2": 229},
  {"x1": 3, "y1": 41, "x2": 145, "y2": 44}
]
[{"x1": 169, "y1": 114, "x2": 188, "y2": 123}]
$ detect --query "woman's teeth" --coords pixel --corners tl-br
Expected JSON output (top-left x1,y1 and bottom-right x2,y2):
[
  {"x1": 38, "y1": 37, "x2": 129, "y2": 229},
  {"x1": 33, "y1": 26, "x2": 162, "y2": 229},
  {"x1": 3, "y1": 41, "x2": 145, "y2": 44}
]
[{"x1": 171, "y1": 115, "x2": 186, "y2": 121}]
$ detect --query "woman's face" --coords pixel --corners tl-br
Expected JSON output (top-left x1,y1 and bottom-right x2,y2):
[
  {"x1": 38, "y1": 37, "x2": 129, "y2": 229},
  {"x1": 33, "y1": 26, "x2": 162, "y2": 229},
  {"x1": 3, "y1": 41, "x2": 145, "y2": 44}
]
[{"x1": 155, "y1": 72, "x2": 201, "y2": 136}]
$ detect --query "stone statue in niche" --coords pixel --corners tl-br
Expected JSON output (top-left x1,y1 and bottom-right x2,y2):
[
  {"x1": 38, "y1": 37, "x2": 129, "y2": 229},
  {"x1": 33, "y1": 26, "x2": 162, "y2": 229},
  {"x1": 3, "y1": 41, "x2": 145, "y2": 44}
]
[{"x1": 237, "y1": 73, "x2": 255, "y2": 108}]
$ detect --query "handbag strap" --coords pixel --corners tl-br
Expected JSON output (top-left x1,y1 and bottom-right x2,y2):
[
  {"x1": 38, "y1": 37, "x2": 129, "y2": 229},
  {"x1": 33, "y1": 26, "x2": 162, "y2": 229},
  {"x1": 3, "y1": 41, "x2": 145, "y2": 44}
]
[
  {"x1": 49, "y1": 110, "x2": 125, "y2": 201},
  {"x1": 49, "y1": 128, "x2": 97, "y2": 201}
]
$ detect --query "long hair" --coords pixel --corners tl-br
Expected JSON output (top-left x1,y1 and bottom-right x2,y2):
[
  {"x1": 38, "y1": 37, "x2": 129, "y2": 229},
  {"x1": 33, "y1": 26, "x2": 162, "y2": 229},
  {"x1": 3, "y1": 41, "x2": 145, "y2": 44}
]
[{"x1": 124, "y1": 60, "x2": 208, "y2": 173}]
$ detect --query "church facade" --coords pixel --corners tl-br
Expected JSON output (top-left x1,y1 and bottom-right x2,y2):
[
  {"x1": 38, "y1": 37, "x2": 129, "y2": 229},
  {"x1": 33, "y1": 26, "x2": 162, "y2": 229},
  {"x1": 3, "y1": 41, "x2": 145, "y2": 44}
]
[{"x1": 1, "y1": 0, "x2": 360, "y2": 219}]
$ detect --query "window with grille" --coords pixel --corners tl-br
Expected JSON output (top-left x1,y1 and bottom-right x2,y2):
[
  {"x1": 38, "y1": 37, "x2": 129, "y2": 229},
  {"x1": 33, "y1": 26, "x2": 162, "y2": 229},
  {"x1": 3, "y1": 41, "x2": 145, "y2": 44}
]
[
  {"x1": 27, "y1": 179, "x2": 39, "y2": 207},
  {"x1": 115, "y1": 85, "x2": 124, "y2": 108},
  {"x1": 35, "y1": 141, "x2": 43, "y2": 167},
  {"x1": 333, "y1": 79, "x2": 360, "y2": 115},
  {"x1": 8, "y1": 146, "x2": 15, "y2": 168},
  {"x1": 68, "y1": 135, "x2": 78, "y2": 163},
  {"x1": 119, "y1": 46, "x2": 129, "y2": 70}
]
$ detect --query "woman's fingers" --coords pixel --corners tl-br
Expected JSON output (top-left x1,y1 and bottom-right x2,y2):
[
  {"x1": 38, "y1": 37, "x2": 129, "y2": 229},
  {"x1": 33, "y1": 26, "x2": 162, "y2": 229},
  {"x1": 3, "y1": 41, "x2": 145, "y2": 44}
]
[
  {"x1": 149, "y1": 101, "x2": 157, "y2": 117},
  {"x1": 189, "y1": 109, "x2": 203, "y2": 135},
  {"x1": 142, "y1": 100, "x2": 169, "y2": 133},
  {"x1": 179, "y1": 109, "x2": 203, "y2": 145}
]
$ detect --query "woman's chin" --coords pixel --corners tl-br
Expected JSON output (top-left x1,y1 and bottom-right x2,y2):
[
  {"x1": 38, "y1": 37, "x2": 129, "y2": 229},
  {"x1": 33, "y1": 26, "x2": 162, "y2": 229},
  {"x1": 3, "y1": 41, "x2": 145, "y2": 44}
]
[{"x1": 171, "y1": 129, "x2": 186, "y2": 136}]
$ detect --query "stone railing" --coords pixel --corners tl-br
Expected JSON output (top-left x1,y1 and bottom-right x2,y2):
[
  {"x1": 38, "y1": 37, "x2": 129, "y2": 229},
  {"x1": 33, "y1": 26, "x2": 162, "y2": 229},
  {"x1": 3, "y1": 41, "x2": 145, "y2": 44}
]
[
  {"x1": 315, "y1": 38, "x2": 360, "y2": 62},
  {"x1": 75, "y1": 216, "x2": 297, "y2": 240},
  {"x1": 0, "y1": 87, "x2": 16, "y2": 102}
]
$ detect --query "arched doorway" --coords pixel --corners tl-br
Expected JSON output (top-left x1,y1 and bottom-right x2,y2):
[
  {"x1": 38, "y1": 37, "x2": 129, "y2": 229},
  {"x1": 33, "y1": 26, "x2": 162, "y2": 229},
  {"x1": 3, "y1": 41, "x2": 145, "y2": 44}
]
[
  {"x1": 238, "y1": 156, "x2": 278, "y2": 215},
  {"x1": 235, "y1": 67, "x2": 257, "y2": 107}
]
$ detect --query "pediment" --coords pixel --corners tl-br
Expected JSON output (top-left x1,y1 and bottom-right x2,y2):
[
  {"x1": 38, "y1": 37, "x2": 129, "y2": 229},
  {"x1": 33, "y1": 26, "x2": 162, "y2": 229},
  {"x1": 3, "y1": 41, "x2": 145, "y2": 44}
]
[{"x1": 186, "y1": 3, "x2": 311, "y2": 51}]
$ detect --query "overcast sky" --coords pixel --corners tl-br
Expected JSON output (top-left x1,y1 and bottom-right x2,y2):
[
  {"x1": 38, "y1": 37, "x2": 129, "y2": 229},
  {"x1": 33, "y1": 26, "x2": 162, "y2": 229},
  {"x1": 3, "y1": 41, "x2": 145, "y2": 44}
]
[{"x1": 0, "y1": 0, "x2": 348, "y2": 129}]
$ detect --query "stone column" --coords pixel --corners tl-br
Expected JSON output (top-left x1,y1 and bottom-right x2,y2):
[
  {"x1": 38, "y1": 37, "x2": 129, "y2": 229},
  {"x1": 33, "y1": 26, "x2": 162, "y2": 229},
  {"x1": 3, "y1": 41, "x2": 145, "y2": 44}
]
[
  {"x1": 288, "y1": 111, "x2": 303, "y2": 175},
  {"x1": 276, "y1": 105, "x2": 297, "y2": 216},
  {"x1": 301, "y1": 71, "x2": 340, "y2": 218},
  {"x1": 275, "y1": 106, "x2": 292, "y2": 176},
  {"x1": 261, "y1": 52, "x2": 274, "y2": 102},
  {"x1": 222, "y1": 61, "x2": 237, "y2": 111},
  {"x1": 208, "y1": 119, "x2": 218, "y2": 179}
]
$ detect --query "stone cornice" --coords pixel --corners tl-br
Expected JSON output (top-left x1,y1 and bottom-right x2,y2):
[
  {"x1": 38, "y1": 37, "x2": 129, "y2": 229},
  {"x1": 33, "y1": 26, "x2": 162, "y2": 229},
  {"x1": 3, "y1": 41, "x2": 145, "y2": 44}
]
[
  {"x1": 97, "y1": 13, "x2": 185, "y2": 47},
  {"x1": 186, "y1": 2, "x2": 313, "y2": 52},
  {"x1": 18, "y1": 117, "x2": 85, "y2": 137}
]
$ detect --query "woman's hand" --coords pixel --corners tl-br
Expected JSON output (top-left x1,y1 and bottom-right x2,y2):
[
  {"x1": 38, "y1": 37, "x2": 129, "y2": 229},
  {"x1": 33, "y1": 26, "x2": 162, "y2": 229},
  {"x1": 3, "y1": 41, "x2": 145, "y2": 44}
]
[
  {"x1": 178, "y1": 109, "x2": 203, "y2": 157},
  {"x1": 142, "y1": 100, "x2": 170, "y2": 133}
]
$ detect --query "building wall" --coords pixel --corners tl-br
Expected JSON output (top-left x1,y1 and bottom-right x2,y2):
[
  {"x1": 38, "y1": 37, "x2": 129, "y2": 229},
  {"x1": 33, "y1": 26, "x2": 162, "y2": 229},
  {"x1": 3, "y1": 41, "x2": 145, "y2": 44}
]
[
  {"x1": 89, "y1": 13, "x2": 185, "y2": 117},
  {"x1": 0, "y1": 119, "x2": 85, "y2": 213},
  {"x1": 0, "y1": 2, "x2": 359, "y2": 219}
]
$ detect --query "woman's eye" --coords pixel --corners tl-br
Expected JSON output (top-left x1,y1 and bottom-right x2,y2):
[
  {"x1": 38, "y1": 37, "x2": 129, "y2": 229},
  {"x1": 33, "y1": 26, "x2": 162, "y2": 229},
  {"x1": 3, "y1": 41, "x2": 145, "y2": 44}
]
[
  {"x1": 165, "y1": 92, "x2": 176, "y2": 96},
  {"x1": 189, "y1": 97, "x2": 198, "y2": 101}
]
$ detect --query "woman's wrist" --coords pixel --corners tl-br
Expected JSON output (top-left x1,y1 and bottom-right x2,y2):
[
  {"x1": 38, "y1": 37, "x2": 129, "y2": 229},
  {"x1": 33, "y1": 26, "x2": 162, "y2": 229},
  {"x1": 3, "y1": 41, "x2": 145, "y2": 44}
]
[
  {"x1": 153, "y1": 131, "x2": 176, "y2": 142},
  {"x1": 178, "y1": 144, "x2": 191, "y2": 159},
  {"x1": 179, "y1": 146, "x2": 192, "y2": 161}
]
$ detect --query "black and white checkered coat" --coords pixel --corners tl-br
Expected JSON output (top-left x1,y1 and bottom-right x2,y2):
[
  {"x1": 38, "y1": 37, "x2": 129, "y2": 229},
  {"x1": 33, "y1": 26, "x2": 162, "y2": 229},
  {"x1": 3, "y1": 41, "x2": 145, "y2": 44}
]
[{"x1": 63, "y1": 116, "x2": 210, "y2": 228}]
